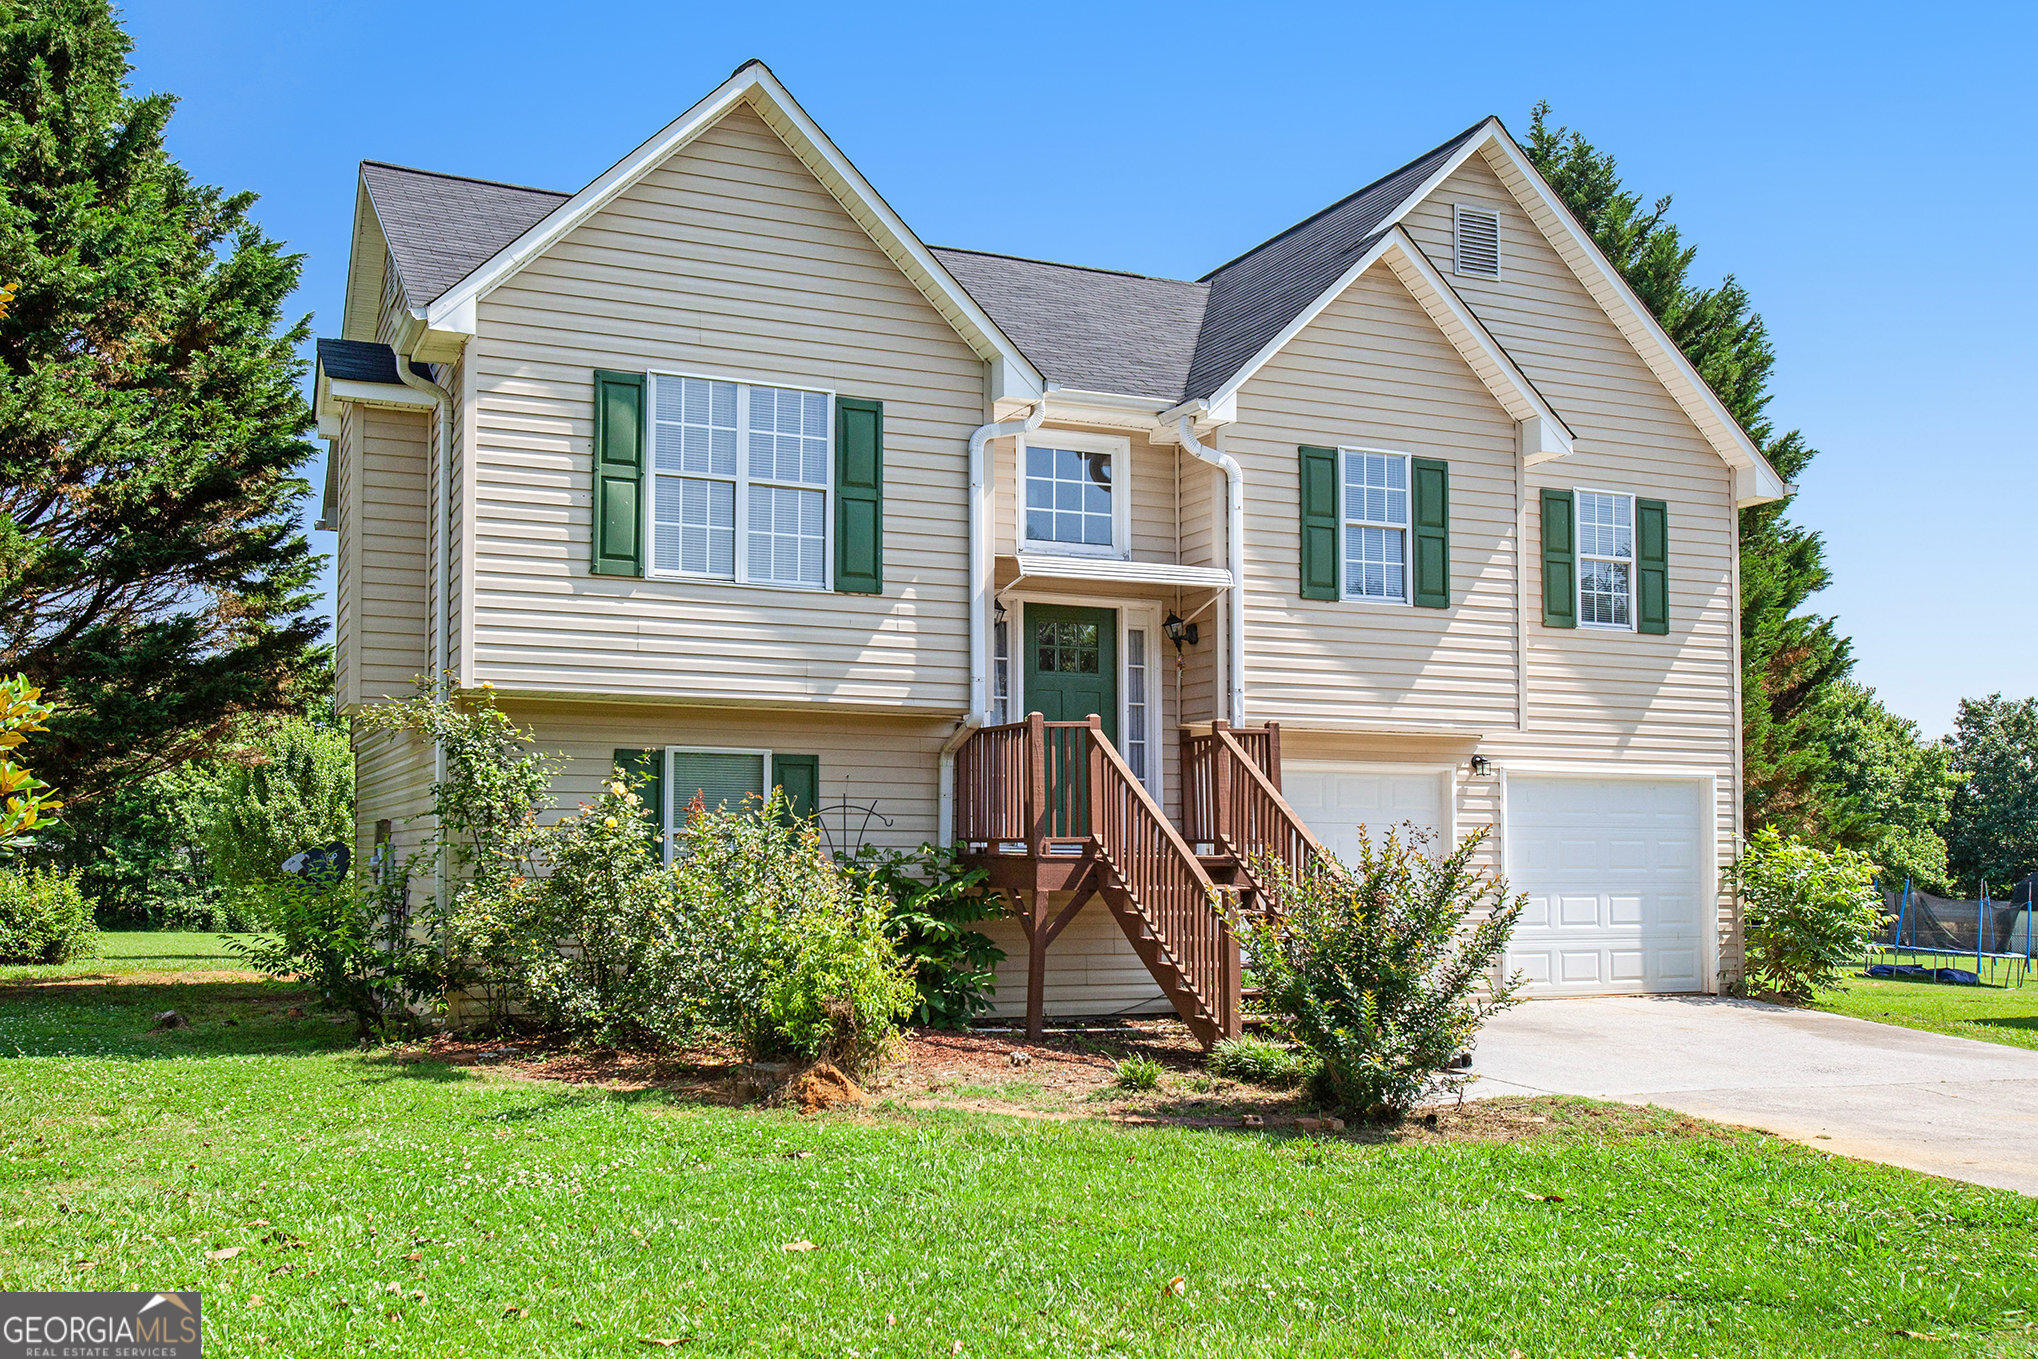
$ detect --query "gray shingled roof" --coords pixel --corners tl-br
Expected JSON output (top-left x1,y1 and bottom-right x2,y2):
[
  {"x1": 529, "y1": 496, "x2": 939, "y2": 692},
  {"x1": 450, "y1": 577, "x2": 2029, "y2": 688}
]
[
  {"x1": 361, "y1": 162, "x2": 568, "y2": 307},
  {"x1": 1184, "y1": 120, "x2": 1487, "y2": 400},
  {"x1": 317, "y1": 337, "x2": 432, "y2": 385},
  {"x1": 930, "y1": 248, "x2": 1208, "y2": 403},
  {"x1": 346, "y1": 122, "x2": 1488, "y2": 402}
]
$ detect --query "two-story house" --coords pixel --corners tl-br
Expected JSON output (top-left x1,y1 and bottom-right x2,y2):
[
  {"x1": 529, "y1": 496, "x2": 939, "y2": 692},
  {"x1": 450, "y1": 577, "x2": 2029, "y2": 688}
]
[{"x1": 316, "y1": 60, "x2": 1784, "y2": 1043}]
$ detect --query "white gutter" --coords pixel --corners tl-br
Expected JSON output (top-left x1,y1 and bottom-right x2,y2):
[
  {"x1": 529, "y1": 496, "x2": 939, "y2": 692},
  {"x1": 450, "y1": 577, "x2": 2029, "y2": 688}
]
[
  {"x1": 937, "y1": 396, "x2": 1047, "y2": 845},
  {"x1": 1175, "y1": 412, "x2": 1246, "y2": 726}
]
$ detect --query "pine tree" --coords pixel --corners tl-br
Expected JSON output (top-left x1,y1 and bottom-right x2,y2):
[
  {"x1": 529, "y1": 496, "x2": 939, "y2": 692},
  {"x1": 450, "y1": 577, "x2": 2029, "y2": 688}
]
[
  {"x1": 0, "y1": 1, "x2": 324, "y2": 809},
  {"x1": 1525, "y1": 103, "x2": 1853, "y2": 838}
]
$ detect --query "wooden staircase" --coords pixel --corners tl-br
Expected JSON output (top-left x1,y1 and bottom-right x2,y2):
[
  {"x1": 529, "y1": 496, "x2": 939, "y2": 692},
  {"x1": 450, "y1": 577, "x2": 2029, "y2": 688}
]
[{"x1": 953, "y1": 713, "x2": 1323, "y2": 1047}]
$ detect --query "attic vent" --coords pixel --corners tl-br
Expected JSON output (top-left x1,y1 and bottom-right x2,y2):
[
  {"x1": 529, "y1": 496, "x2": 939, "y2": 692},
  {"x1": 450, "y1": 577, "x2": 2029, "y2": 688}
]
[{"x1": 1453, "y1": 205, "x2": 1500, "y2": 279}]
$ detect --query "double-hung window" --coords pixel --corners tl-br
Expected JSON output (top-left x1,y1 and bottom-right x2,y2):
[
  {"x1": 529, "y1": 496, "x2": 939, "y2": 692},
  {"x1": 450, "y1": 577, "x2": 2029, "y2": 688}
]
[
  {"x1": 1020, "y1": 431, "x2": 1127, "y2": 557},
  {"x1": 1123, "y1": 628, "x2": 1150, "y2": 785},
  {"x1": 1341, "y1": 449, "x2": 1410, "y2": 602},
  {"x1": 1577, "y1": 489, "x2": 1635, "y2": 628},
  {"x1": 650, "y1": 374, "x2": 830, "y2": 588}
]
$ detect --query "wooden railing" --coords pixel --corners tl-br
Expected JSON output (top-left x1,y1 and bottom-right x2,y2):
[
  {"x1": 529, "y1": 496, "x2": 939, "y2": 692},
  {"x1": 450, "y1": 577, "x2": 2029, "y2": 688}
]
[
  {"x1": 1077, "y1": 715, "x2": 1235, "y2": 1034},
  {"x1": 1180, "y1": 720, "x2": 1331, "y2": 895},
  {"x1": 956, "y1": 713, "x2": 1237, "y2": 1039}
]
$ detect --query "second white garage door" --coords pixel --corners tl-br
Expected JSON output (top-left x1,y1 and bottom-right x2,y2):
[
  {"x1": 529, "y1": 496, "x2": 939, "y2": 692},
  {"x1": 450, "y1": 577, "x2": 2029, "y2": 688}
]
[
  {"x1": 1505, "y1": 775, "x2": 1710, "y2": 996},
  {"x1": 1282, "y1": 762, "x2": 1450, "y2": 865}
]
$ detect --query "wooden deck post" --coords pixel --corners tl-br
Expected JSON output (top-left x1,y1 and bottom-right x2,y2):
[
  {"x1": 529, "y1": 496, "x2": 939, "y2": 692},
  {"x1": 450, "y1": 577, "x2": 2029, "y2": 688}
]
[
  {"x1": 1264, "y1": 721, "x2": 1283, "y2": 792},
  {"x1": 1026, "y1": 711, "x2": 1047, "y2": 858},
  {"x1": 1085, "y1": 714, "x2": 1104, "y2": 841},
  {"x1": 1211, "y1": 718, "x2": 1234, "y2": 851},
  {"x1": 1025, "y1": 889, "x2": 1048, "y2": 1041}
]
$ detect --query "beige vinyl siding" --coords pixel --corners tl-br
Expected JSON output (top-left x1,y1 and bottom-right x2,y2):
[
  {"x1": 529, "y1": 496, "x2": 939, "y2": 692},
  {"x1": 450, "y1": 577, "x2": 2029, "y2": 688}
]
[
  {"x1": 982, "y1": 907, "x2": 1168, "y2": 1019},
  {"x1": 1229, "y1": 262, "x2": 1522, "y2": 732},
  {"x1": 1399, "y1": 150, "x2": 1742, "y2": 979},
  {"x1": 352, "y1": 719, "x2": 435, "y2": 882},
  {"x1": 375, "y1": 249, "x2": 408, "y2": 347},
  {"x1": 502, "y1": 699, "x2": 951, "y2": 851},
  {"x1": 464, "y1": 105, "x2": 985, "y2": 708},
  {"x1": 346, "y1": 404, "x2": 431, "y2": 707}
]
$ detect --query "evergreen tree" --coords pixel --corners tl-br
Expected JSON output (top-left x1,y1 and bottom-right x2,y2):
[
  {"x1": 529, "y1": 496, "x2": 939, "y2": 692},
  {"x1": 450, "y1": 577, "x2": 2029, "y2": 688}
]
[
  {"x1": 1525, "y1": 104, "x2": 1853, "y2": 838},
  {"x1": 0, "y1": 1, "x2": 324, "y2": 811}
]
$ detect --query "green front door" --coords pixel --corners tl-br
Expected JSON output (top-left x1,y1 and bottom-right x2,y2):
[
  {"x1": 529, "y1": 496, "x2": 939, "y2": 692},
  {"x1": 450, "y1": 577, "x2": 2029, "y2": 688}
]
[{"x1": 1023, "y1": 604, "x2": 1117, "y2": 744}]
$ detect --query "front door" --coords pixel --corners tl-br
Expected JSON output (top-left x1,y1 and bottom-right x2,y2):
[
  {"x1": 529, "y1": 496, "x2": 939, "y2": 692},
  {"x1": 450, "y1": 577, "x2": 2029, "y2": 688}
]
[{"x1": 1023, "y1": 603, "x2": 1117, "y2": 742}]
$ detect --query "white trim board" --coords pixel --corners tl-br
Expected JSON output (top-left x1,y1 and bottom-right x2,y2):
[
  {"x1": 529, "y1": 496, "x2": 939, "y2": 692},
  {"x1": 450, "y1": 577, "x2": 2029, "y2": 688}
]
[
  {"x1": 1357, "y1": 120, "x2": 1784, "y2": 504},
  {"x1": 415, "y1": 62, "x2": 1042, "y2": 400},
  {"x1": 1201, "y1": 228, "x2": 1575, "y2": 463}
]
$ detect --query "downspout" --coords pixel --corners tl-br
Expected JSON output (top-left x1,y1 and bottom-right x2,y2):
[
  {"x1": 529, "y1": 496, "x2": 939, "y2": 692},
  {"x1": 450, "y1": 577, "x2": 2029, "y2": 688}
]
[
  {"x1": 1177, "y1": 413, "x2": 1246, "y2": 726},
  {"x1": 394, "y1": 352, "x2": 453, "y2": 889},
  {"x1": 937, "y1": 395, "x2": 1047, "y2": 846}
]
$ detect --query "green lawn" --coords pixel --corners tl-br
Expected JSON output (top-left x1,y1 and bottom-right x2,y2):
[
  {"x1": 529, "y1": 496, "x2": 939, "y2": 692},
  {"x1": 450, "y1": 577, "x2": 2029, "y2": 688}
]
[
  {"x1": 0, "y1": 928, "x2": 252, "y2": 982},
  {"x1": 1812, "y1": 973, "x2": 2038, "y2": 1052},
  {"x1": 3, "y1": 937, "x2": 2036, "y2": 1357}
]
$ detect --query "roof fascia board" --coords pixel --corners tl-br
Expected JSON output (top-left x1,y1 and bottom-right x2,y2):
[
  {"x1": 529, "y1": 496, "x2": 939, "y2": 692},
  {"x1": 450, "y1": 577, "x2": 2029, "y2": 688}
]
[
  {"x1": 340, "y1": 179, "x2": 391, "y2": 343},
  {"x1": 1204, "y1": 227, "x2": 1573, "y2": 457},
  {"x1": 1374, "y1": 237, "x2": 1574, "y2": 456},
  {"x1": 419, "y1": 66, "x2": 1042, "y2": 397},
  {"x1": 1365, "y1": 125, "x2": 1786, "y2": 503}
]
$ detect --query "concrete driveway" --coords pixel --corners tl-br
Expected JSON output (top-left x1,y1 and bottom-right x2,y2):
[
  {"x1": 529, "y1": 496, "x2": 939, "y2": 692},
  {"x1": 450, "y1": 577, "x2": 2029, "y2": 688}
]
[{"x1": 1467, "y1": 996, "x2": 2038, "y2": 1196}]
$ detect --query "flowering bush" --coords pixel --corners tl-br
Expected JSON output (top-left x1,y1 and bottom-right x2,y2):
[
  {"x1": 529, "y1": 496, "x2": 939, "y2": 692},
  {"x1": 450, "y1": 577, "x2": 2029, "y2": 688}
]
[
  {"x1": 662, "y1": 791, "x2": 916, "y2": 1072},
  {"x1": 1241, "y1": 825, "x2": 1524, "y2": 1120}
]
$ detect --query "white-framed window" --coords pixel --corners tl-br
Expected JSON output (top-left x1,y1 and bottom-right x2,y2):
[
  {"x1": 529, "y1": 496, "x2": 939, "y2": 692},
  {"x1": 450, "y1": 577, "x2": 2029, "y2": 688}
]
[
  {"x1": 1124, "y1": 628, "x2": 1149, "y2": 783},
  {"x1": 1453, "y1": 203, "x2": 1500, "y2": 279},
  {"x1": 1577, "y1": 489, "x2": 1635, "y2": 629},
  {"x1": 1341, "y1": 448, "x2": 1410, "y2": 603},
  {"x1": 662, "y1": 747, "x2": 770, "y2": 862},
  {"x1": 992, "y1": 616, "x2": 1011, "y2": 724},
  {"x1": 1019, "y1": 430, "x2": 1129, "y2": 557},
  {"x1": 649, "y1": 373, "x2": 830, "y2": 589}
]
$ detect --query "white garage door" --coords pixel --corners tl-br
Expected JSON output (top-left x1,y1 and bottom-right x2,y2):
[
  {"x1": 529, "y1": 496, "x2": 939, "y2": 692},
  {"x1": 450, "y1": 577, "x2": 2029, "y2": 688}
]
[
  {"x1": 1505, "y1": 776, "x2": 1709, "y2": 996},
  {"x1": 1282, "y1": 762, "x2": 1449, "y2": 866}
]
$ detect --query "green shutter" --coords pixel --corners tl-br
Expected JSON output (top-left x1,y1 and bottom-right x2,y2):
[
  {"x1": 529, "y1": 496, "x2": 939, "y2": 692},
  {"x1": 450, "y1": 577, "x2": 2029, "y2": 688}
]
[
  {"x1": 1411, "y1": 457, "x2": 1450, "y2": 609},
  {"x1": 1540, "y1": 488, "x2": 1577, "y2": 629},
  {"x1": 1636, "y1": 497, "x2": 1669, "y2": 635},
  {"x1": 614, "y1": 748, "x2": 665, "y2": 850},
  {"x1": 1298, "y1": 445, "x2": 1339, "y2": 601},
  {"x1": 771, "y1": 754, "x2": 820, "y2": 824},
  {"x1": 591, "y1": 370, "x2": 646, "y2": 576},
  {"x1": 668, "y1": 750, "x2": 765, "y2": 818},
  {"x1": 834, "y1": 397, "x2": 883, "y2": 594}
]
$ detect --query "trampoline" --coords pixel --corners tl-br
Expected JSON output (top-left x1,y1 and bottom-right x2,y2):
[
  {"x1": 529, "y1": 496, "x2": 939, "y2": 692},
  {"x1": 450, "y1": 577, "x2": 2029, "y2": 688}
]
[{"x1": 1866, "y1": 877, "x2": 2033, "y2": 988}]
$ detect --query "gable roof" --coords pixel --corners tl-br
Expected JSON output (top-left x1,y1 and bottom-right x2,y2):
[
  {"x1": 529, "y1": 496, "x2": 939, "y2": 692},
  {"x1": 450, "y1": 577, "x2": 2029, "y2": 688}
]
[
  {"x1": 342, "y1": 74, "x2": 1780, "y2": 500},
  {"x1": 360, "y1": 163, "x2": 567, "y2": 308},
  {"x1": 1185, "y1": 120, "x2": 1488, "y2": 401},
  {"x1": 930, "y1": 248, "x2": 1208, "y2": 403}
]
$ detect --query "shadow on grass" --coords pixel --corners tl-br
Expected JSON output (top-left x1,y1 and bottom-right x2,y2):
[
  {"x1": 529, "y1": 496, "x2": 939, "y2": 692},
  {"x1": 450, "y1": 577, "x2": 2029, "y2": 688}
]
[
  {"x1": 0, "y1": 978, "x2": 356, "y2": 1060},
  {"x1": 1969, "y1": 1015, "x2": 2038, "y2": 1034}
]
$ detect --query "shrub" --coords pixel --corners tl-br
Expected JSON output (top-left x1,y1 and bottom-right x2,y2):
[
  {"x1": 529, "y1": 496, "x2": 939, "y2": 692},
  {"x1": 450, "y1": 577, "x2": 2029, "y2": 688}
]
[
  {"x1": 196, "y1": 715, "x2": 355, "y2": 921},
  {"x1": 662, "y1": 791, "x2": 916, "y2": 1074},
  {"x1": 1208, "y1": 1034, "x2": 1315, "y2": 1089},
  {"x1": 0, "y1": 868, "x2": 97, "y2": 964},
  {"x1": 1114, "y1": 1055, "x2": 1162, "y2": 1091},
  {"x1": 1241, "y1": 825, "x2": 1525, "y2": 1121},
  {"x1": 491, "y1": 776, "x2": 677, "y2": 1045},
  {"x1": 228, "y1": 869, "x2": 444, "y2": 1039},
  {"x1": 1726, "y1": 825, "x2": 1886, "y2": 1003},
  {"x1": 841, "y1": 842, "x2": 1004, "y2": 1028}
]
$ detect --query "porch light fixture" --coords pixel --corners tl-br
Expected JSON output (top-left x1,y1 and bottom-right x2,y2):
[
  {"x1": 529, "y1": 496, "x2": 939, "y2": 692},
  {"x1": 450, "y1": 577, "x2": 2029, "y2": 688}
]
[
  {"x1": 993, "y1": 599, "x2": 1008, "y2": 625},
  {"x1": 1470, "y1": 755, "x2": 1492, "y2": 778},
  {"x1": 1162, "y1": 612, "x2": 1199, "y2": 654}
]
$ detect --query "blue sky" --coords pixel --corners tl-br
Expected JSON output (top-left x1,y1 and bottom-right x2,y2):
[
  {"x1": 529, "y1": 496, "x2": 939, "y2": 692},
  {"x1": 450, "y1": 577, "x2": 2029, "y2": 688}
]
[{"x1": 125, "y1": 1, "x2": 2034, "y2": 737}]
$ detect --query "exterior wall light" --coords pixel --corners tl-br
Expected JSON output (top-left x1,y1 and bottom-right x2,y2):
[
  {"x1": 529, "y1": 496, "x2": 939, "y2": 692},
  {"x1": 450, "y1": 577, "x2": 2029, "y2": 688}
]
[
  {"x1": 1470, "y1": 754, "x2": 1492, "y2": 777},
  {"x1": 1163, "y1": 611, "x2": 1199, "y2": 654}
]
